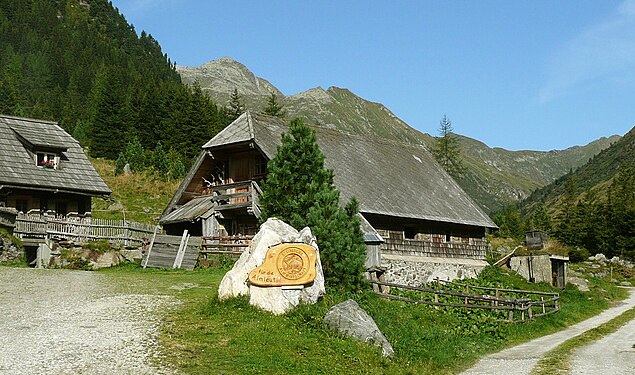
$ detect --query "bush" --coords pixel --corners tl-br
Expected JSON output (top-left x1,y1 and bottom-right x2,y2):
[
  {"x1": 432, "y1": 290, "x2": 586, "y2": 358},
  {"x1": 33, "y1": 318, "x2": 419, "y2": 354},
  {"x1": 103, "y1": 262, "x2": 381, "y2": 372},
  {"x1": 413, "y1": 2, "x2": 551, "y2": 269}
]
[{"x1": 568, "y1": 247, "x2": 590, "y2": 263}]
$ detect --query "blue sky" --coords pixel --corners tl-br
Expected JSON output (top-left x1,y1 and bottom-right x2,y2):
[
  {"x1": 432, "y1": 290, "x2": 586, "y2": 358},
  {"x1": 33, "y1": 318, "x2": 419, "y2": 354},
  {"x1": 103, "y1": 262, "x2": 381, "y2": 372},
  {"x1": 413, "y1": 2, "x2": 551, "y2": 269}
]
[{"x1": 111, "y1": 0, "x2": 635, "y2": 151}]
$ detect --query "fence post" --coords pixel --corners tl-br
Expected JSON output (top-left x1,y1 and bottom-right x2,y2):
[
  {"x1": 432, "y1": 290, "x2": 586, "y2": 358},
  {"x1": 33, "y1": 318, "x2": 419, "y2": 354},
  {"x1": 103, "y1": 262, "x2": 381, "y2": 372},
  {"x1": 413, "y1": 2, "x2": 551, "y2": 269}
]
[
  {"x1": 509, "y1": 304, "x2": 514, "y2": 322},
  {"x1": 124, "y1": 220, "x2": 129, "y2": 247},
  {"x1": 495, "y1": 289, "x2": 499, "y2": 307},
  {"x1": 521, "y1": 303, "x2": 525, "y2": 321},
  {"x1": 464, "y1": 285, "x2": 469, "y2": 311},
  {"x1": 541, "y1": 297, "x2": 545, "y2": 314},
  {"x1": 143, "y1": 225, "x2": 160, "y2": 269},
  {"x1": 528, "y1": 303, "x2": 533, "y2": 320}
]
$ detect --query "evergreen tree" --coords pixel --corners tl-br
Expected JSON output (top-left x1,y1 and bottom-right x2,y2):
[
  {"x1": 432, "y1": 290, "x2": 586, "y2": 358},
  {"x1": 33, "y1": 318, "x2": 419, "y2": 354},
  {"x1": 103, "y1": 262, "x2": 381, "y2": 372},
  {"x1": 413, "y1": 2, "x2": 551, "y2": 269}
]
[
  {"x1": 167, "y1": 148, "x2": 186, "y2": 180},
  {"x1": 492, "y1": 204, "x2": 524, "y2": 240},
  {"x1": 526, "y1": 203, "x2": 552, "y2": 233},
  {"x1": 72, "y1": 119, "x2": 90, "y2": 146},
  {"x1": 124, "y1": 136, "x2": 145, "y2": 172},
  {"x1": 263, "y1": 92, "x2": 286, "y2": 118},
  {"x1": 432, "y1": 115, "x2": 466, "y2": 179},
  {"x1": 227, "y1": 88, "x2": 245, "y2": 121},
  {"x1": 150, "y1": 141, "x2": 169, "y2": 176},
  {"x1": 259, "y1": 118, "x2": 367, "y2": 290},
  {"x1": 114, "y1": 152, "x2": 126, "y2": 176}
]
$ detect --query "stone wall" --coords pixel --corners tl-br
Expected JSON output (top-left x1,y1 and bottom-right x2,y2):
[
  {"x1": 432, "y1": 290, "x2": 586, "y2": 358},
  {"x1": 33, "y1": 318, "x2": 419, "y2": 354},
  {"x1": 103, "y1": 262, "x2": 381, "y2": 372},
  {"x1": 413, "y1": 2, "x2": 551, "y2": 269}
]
[
  {"x1": 0, "y1": 231, "x2": 22, "y2": 262},
  {"x1": 380, "y1": 254, "x2": 488, "y2": 286},
  {"x1": 510, "y1": 255, "x2": 553, "y2": 284}
]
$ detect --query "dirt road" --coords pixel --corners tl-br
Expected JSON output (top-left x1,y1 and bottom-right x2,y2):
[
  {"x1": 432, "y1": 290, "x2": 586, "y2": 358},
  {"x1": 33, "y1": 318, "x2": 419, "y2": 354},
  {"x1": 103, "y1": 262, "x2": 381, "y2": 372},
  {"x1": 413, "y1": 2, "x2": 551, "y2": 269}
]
[
  {"x1": 0, "y1": 268, "x2": 174, "y2": 374},
  {"x1": 570, "y1": 318, "x2": 635, "y2": 375},
  {"x1": 461, "y1": 288, "x2": 635, "y2": 375}
]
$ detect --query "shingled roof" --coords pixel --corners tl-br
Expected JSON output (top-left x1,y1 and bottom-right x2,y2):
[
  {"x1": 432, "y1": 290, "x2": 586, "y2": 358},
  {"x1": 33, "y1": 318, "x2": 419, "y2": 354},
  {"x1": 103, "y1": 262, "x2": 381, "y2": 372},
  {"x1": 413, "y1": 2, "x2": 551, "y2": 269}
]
[
  {"x1": 203, "y1": 112, "x2": 496, "y2": 229},
  {"x1": 0, "y1": 115, "x2": 111, "y2": 196}
]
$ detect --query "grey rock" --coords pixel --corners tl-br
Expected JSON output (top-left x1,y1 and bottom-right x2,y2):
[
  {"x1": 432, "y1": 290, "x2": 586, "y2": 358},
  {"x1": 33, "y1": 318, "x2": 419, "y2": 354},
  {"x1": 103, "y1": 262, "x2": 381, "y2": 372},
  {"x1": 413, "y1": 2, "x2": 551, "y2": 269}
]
[
  {"x1": 0, "y1": 233, "x2": 21, "y2": 262},
  {"x1": 620, "y1": 281, "x2": 632, "y2": 286},
  {"x1": 590, "y1": 253, "x2": 607, "y2": 263},
  {"x1": 323, "y1": 299, "x2": 394, "y2": 357},
  {"x1": 497, "y1": 246, "x2": 510, "y2": 253},
  {"x1": 595, "y1": 272, "x2": 607, "y2": 278},
  {"x1": 568, "y1": 276, "x2": 590, "y2": 292},
  {"x1": 123, "y1": 163, "x2": 132, "y2": 176},
  {"x1": 217, "y1": 218, "x2": 325, "y2": 315},
  {"x1": 108, "y1": 201, "x2": 125, "y2": 212},
  {"x1": 577, "y1": 267, "x2": 586, "y2": 274},
  {"x1": 610, "y1": 256, "x2": 621, "y2": 264},
  {"x1": 591, "y1": 264, "x2": 601, "y2": 269}
]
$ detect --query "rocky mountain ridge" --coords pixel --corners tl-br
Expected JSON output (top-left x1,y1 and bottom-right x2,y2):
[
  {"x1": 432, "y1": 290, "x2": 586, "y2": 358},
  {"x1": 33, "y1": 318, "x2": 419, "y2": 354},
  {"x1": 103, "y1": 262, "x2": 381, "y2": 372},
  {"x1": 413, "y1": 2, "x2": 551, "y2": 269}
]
[{"x1": 177, "y1": 57, "x2": 621, "y2": 213}]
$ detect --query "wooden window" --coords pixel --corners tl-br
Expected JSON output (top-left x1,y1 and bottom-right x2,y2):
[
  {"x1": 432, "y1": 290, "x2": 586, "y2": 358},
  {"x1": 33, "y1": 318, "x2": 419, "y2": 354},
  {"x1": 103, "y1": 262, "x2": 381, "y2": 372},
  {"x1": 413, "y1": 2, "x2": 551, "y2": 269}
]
[
  {"x1": 255, "y1": 155, "x2": 267, "y2": 176},
  {"x1": 404, "y1": 227, "x2": 416, "y2": 239},
  {"x1": 445, "y1": 231, "x2": 451, "y2": 242},
  {"x1": 36, "y1": 152, "x2": 58, "y2": 169}
]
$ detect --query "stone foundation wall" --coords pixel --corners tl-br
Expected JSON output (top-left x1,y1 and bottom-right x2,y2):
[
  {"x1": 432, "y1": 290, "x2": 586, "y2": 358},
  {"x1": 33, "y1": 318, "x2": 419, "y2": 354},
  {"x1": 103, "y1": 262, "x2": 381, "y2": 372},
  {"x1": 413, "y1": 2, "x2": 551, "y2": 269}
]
[
  {"x1": 380, "y1": 254, "x2": 488, "y2": 286},
  {"x1": 510, "y1": 255, "x2": 552, "y2": 283}
]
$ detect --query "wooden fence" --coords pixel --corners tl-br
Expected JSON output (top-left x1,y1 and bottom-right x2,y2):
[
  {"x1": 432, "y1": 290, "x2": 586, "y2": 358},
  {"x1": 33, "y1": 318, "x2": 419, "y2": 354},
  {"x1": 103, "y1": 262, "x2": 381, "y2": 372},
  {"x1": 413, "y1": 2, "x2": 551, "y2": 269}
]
[
  {"x1": 371, "y1": 278, "x2": 559, "y2": 323},
  {"x1": 14, "y1": 213, "x2": 156, "y2": 246}
]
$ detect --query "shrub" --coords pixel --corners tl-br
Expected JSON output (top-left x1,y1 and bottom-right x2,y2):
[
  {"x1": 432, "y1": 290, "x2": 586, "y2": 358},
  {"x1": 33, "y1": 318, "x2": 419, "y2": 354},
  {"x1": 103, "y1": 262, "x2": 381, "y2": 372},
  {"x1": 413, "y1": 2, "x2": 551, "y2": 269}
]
[{"x1": 568, "y1": 247, "x2": 590, "y2": 263}]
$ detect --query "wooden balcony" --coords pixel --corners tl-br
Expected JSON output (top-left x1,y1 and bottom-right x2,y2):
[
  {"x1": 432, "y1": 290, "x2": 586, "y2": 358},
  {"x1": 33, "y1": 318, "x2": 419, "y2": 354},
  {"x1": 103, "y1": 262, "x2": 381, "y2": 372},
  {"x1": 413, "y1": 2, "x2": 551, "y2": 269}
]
[
  {"x1": 208, "y1": 180, "x2": 262, "y2": 218},
  {"x1": 381, "y1": 237, "x2": 487, "y2": 260}
]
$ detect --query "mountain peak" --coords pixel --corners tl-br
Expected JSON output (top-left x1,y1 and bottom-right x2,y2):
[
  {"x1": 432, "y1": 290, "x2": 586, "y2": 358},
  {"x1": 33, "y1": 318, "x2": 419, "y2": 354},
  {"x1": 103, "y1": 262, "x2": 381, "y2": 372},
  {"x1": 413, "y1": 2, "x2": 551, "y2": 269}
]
[{"x1": 177, "y1": 57, "x2": 282, "y2": 100}]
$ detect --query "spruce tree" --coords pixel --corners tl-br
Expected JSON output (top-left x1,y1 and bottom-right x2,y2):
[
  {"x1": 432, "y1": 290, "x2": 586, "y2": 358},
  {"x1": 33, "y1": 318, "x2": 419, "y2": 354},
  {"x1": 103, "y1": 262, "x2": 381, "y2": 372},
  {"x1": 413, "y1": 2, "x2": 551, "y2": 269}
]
[
  {"x1": 260, "y1": 118, "x2": 367, "y2": 290},
  {"x1": 263, "y1": 92, "x2": 286, "y2": 118},
  {"x1": 227, "y1": 88, "x2": 245, "y2": 121},
  {"x1": 151, "y1": 141, "x2": 169, "y2": 176},
  {"x1": 114, "y1": 152, "x2": 126, "y2": 176},
  {"x1": 432, "y1": 115, "x2": 466, "y2": 179},
  {"x1": 124, "y1": 136, "x2": 145, "y2": 172}
]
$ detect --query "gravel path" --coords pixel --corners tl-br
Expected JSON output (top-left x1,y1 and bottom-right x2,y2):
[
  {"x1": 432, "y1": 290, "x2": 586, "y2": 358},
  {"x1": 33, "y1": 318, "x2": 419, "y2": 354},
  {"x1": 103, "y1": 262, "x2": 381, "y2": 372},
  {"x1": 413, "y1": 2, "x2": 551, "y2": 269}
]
[
  {"x1": 570, "y1": 318, "x2": 635, "y2": 375},
  {"x1": 461, "y1": 287, "x2": 635, "y2": 375},
  {"x1": 0, "y1": 268, "x2": 175, "y2": 374}
]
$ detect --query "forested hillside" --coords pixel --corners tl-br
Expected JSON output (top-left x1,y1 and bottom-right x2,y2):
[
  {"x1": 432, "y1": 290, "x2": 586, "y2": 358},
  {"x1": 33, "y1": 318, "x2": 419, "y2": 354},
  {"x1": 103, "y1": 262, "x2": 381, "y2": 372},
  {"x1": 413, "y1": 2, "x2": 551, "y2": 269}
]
[
  {"x1": 0, "y1": 0, "x2": 230, "y2": 164},
  {"x1": 495, "y1": 127, "x2": 635, "y2": 259}
]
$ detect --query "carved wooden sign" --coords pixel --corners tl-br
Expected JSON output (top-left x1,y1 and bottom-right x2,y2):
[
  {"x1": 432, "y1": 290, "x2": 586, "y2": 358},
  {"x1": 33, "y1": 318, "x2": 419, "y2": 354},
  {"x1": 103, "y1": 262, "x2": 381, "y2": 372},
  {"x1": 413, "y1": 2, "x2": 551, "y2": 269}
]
[{"x1": 248, "y1": 243, "x2": 318, "y2": 287}]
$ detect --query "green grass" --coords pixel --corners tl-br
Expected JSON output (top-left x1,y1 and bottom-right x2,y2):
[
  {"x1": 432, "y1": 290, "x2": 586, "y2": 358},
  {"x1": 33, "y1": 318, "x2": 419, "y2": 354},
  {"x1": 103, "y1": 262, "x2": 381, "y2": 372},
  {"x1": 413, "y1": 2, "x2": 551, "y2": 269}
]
[
  {"x1": 96, "y1": 265, "x2": 629, "y2": 374},
  {"x1": 531, "y1": 305, "x2": 635, "y2": 375},
  {"x1": 90, "y1": 158, "x2": 181, "y2": 224}
]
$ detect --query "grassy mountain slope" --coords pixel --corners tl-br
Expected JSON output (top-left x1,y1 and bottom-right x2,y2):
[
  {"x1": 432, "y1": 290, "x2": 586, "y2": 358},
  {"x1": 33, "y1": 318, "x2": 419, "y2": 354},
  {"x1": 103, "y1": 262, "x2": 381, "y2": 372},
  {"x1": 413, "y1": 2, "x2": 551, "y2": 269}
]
[
  {"x1": 178, "y1": 58, "x2": 619, "y2": 212},
  {"x1": 524, "y1": 126, "x2": 635, "y2": 211}
]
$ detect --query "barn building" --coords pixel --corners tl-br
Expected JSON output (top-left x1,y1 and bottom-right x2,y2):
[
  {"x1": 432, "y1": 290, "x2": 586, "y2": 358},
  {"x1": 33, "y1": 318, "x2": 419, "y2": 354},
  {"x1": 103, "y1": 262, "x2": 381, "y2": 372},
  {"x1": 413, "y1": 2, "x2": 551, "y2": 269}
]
[{"x1": 160, "y1": 112, "x2": 497, "y2": 284}]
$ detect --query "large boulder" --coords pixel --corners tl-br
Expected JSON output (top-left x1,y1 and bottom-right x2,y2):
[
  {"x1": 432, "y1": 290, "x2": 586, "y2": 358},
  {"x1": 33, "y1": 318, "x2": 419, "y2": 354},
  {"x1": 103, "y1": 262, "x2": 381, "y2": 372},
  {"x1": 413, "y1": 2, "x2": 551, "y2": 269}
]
[
  {"x1": 217, "y1": 218, "x2": 325, "y2": 315},
  {"x1": 323, "y1": 299, "x2": 394, "y2": 357},
  {"x1": 568, "y1": 276, "x2": 589, "y2": 292}
]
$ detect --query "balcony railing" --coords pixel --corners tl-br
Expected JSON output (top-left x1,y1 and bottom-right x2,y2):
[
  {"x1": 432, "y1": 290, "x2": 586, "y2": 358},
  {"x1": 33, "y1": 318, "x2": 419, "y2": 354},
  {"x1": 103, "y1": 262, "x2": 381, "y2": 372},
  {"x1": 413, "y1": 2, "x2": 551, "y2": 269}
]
[
  {"x1": 208, "y1": 180, "x2": 262, "y2": 218},
  {"x1": 381, "y1": 237, "x2": 487, "y2": 260}
]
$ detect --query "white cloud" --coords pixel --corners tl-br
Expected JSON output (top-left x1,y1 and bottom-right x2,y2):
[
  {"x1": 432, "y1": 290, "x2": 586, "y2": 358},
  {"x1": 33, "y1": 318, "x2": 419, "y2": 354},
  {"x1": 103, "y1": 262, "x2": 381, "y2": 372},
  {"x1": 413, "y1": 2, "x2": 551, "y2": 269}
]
[{"x1": 539, "y1": 0, "x2": 635, "y2": 103}]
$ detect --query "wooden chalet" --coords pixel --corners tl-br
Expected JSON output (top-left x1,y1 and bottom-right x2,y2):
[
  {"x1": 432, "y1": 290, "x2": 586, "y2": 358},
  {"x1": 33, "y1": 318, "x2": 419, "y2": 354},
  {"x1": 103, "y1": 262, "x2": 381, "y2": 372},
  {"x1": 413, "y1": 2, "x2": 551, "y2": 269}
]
[
  {"x1": 0, "y1": 115, "x2": 111, "y2": 216},
  {"x1": 161, "y1": 112, "x2": 497, "y2": 282}
]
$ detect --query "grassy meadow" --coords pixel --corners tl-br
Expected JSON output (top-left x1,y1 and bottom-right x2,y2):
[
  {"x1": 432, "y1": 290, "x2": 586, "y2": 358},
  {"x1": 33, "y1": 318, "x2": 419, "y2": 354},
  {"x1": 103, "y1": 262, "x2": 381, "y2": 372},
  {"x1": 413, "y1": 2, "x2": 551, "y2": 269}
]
[{"x1": 99, "y1": 264, "x2": 629, "y2": 374}]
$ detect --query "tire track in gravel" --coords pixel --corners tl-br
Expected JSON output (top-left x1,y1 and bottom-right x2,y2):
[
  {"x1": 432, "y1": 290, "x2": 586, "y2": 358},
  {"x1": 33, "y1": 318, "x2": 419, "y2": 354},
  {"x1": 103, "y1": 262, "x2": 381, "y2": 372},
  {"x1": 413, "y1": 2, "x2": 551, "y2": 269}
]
[
  {"x1": 0, "y1": 268, "x2": 176, "y2": 375},
  {"x1": 461, "y1": 288, "x2": 635, "y2": 375}
]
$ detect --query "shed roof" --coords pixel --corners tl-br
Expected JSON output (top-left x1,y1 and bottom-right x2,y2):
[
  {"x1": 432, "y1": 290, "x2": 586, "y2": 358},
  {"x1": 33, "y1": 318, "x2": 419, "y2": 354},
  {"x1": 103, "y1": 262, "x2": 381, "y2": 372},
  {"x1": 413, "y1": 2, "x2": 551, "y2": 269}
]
[
  {"x1": 160, "y1": 195, "x2": 216, "y2": 224},
  {"x1": 0, "y1": 115, "x2": 111, "y2": 196},
  {"x1": 203, "y1": 112, "x2": 496, "y2": 229}
]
